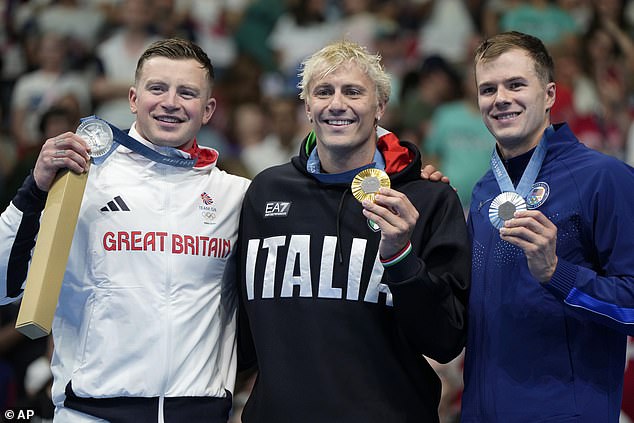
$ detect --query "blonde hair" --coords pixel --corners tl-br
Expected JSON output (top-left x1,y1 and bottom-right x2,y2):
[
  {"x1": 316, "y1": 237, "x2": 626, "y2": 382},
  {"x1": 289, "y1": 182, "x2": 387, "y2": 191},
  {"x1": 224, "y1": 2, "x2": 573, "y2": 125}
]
[{"x1": 297, "y1": 40, "x2": 391, "y2": 105}]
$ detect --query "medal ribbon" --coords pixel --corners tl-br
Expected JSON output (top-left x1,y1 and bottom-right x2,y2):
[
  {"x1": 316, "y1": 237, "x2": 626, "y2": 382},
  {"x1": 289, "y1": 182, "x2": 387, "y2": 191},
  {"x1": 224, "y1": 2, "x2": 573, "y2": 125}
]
[
  {"x1": 490, "y1": 126, "x2": 553, "y2": 198},
  {"x1": 83, "y1": 116, "x2": 197, "y2": 168}
]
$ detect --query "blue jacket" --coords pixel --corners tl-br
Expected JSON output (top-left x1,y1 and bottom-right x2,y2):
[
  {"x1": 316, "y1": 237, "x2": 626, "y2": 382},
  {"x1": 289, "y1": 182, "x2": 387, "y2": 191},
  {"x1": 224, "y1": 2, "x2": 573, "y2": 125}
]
[{"x1": 462, "y1": 123, "x2": 634, "y2": 422}]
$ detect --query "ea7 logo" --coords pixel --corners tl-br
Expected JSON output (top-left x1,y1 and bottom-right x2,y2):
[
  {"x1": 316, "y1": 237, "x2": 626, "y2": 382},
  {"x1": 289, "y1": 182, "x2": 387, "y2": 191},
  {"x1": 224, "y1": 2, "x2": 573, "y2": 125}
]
[{"x1": 264, "y1": 201, "x2": 291, "y2": 217}]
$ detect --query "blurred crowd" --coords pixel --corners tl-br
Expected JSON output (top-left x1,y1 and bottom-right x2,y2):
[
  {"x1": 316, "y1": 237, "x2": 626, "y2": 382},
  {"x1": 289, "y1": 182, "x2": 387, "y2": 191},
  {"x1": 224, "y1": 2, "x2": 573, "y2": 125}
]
[{"x1": 0, "y1": 0, "x2": 633, "y2": 422}]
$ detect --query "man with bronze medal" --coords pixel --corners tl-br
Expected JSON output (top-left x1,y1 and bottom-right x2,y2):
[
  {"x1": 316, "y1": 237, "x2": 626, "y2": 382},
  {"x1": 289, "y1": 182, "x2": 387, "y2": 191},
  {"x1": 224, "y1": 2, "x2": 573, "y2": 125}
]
[
  {"x1": 0, "y1": 39, "x2": 250, "y2": 422},
  {"x1": 461, "y1": 32, "x2": 634, "y2": 422},
  {"x1": 236, "y1": 40, "x2": 470, "y2": 423}
]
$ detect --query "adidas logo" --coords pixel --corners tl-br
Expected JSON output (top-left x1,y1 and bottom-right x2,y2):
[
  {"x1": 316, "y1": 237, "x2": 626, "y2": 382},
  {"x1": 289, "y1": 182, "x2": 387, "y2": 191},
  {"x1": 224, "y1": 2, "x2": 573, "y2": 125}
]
[{"x1": 100, "y1": 196, "x2": 130, "y2": 212}]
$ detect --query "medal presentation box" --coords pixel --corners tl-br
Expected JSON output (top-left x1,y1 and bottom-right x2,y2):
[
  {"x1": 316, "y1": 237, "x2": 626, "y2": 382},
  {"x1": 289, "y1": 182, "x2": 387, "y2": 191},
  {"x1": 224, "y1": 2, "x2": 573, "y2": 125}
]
[
  {"x1": 15, "y1": 117, "x2": 109, "y2": 339},
  {"x1": 15, "y1": 169, "x2": 88, "y2": 339}
]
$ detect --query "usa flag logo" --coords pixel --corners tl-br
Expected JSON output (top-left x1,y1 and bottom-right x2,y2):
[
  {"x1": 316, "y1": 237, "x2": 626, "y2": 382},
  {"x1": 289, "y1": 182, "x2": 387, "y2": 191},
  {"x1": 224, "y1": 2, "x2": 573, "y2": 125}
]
[{"x1": 200, "y1": 192, "x2": 214, "y2": 205}]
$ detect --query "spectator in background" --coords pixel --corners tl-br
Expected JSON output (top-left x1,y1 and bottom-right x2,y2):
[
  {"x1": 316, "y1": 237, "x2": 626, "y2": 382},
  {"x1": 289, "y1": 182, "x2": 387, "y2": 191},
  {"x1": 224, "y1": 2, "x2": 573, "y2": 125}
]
[
  {"x1": 498, "y1": 0, "x2": 581, "y2": 46},
  {"x1": 10, "y1": 31, "x2": 90, "y2": 159},
  {"x1": 371, "y1": 20, "x2": 417, "y2": 132},
  {"x1": 0, "y1": 303, "x2": 48, "y2": 414},
  {"x1": 574, "y1": 10, "x2": 634, "y2": 159},
  {"x1": 1, "y1": 95, "x2": 80, "y2": 211},
  {"x1": 149, "y1": 0, "x2": 195, "y2": 40},
  {"x1": 423, "y1": 66, "x2": 494, "y2": 212},
  {"x1": 338, "y1": 0, "x2": 379, "y2": 51},
  {"x1": 91, "y1": 0, "x2": 161, "y2": 129},
  {"x1": 0, "y1": 0, "x2": 30, "y2": 132},
  {"x1": 183, "y1": 0, "x2": 249, "y2": 76},
  {"x1": 397, "y1": 54, "x2": 461, "y2": 145},
  {"x1": 0, "y1": 105, "x2": 17, "y2": 210},
  {"x1": 417, "y1": 0, "x2": 477, "y2": 66},
  {"x1": 549, "y1": 39, "x2": 601, "y2": 130},
  {"x1": 266, "y1": 0, "x2": 340, "y2": 94},
  {"x1": 232, "y1": 0, "x2": 285, "y2": 74},
  {"x1": 14, "y1": 336, "x2": 54, "y2": 421},
  {"x1": 238, "y1": 95, "x2": 307, "y2": 177},
  {"x1": 34, "y1": 0, "x2": 106, "y2": 71}
]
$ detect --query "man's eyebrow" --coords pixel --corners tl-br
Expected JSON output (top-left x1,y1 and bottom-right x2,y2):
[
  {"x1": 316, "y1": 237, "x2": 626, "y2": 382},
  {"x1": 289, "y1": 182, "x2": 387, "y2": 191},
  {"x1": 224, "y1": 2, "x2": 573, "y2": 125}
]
[
  {"x1": 342, "y1": 83, "x2": 366, "y2": 90},
  {"x1": 144, "y1": 78, "x2": 166, "y2": 86},
  {"x1": 478, "y1": 76, "x2": 527, "y2": 86}
]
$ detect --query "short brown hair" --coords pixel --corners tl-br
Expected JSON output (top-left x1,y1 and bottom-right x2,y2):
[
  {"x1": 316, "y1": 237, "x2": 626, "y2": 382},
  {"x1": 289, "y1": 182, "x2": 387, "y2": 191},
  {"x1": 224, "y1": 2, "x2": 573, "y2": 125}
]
[
  {"x1": 135, "y1": 38, "x2": 215, "y2": 90},
  {"x1": 474, "y1": 31, "x2": 554, "y2": 85}
]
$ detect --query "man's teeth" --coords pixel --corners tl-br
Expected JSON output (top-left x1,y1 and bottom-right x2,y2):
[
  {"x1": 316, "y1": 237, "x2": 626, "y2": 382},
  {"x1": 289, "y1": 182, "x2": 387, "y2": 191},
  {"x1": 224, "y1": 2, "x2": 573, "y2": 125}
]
[
  {"x1": 327, "y1": 120, "x2": 353, "y2": 125},
  {"x1": 157, "y1": 116, "x2": 180, "y2": 123},
  {"x1": 497, "y1": 113, "x2": 519, "y2": 120}
]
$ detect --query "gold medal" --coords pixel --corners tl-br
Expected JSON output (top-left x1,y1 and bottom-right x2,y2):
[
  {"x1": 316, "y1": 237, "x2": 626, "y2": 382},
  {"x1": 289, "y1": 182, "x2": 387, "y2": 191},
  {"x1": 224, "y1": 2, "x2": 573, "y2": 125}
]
[{"x1": 351, "y1": 168, "x2": 390, "y2": 203}]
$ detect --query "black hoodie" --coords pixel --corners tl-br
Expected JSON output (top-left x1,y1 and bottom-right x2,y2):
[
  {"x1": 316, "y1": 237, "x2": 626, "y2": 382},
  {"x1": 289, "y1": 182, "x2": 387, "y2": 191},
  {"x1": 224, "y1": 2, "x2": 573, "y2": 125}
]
[{"x1": 237, "y1": 129, "x2": 471, "y2": 423}]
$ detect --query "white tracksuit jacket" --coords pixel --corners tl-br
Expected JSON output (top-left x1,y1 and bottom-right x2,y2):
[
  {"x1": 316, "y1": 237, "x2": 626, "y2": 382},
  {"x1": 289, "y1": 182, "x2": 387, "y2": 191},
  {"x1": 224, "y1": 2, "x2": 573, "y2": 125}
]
[{"x1": 0, "y1": 124, "x2": 250, "y2": 421}]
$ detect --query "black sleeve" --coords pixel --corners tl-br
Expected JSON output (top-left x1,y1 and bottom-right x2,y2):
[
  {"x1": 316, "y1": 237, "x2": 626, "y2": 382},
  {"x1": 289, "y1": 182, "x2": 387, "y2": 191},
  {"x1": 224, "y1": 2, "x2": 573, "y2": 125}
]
[
  {"x1": 235, "y1": 208, "x2": 258, "y2": 373},
  {"x1": 5, "y1": 173, "x2": 47, "y2": 298},
  {"x1": 385, "y1": 183, "x2": 471, "y2": 363}
]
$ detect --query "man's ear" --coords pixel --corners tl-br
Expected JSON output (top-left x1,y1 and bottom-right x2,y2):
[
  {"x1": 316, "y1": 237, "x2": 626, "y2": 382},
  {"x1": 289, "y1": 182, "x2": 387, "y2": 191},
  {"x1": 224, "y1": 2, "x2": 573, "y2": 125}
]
[
  {"x1": 305, "y1": 103, "x2": 313, "y2": 123},
  {"x1": 129, "y1": 87, "x2": 138, "y2": 114},
  {"x1": 545, "y1": 82, "x2": 556, "y2": 111},
  {"x1": 202, "y1": 97, "x2": 217, "y2": 125}
]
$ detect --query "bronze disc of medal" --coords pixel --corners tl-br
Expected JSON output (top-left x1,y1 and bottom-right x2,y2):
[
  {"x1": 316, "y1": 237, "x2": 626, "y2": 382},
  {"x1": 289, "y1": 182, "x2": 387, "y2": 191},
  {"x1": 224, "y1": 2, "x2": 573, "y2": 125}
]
[
  {"x1": 488, "y1": 191, "x2": 527, "y2": 230},
  {"x1": 351, "y1": 168, "x2": 391, "y2": 203},
  {"x1": 76, "y1": 118, "x2": 114, "y2": 158}
]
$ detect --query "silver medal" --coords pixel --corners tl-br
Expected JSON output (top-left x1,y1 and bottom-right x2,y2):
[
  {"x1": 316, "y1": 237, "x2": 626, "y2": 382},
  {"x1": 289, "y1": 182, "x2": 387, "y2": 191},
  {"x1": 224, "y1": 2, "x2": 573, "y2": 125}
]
[
  {"x1": 489, "y1": 191, "x2": 527, "y2": 230},
  {"x1": 76, "y1": 118, "x2": 114, "y2": 158}
]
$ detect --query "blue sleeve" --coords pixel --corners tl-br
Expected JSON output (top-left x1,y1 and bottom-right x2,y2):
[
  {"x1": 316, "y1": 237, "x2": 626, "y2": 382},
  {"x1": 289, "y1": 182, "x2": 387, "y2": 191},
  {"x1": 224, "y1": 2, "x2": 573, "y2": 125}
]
[{"x1": 544, "y1": 163, "x2": 634, "y2": 335}]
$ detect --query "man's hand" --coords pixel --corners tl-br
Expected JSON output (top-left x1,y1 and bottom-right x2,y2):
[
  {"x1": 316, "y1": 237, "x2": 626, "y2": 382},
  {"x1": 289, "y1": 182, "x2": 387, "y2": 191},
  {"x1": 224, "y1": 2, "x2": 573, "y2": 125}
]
[
  {"x1": 421, "y1": 164, "x2": 450, "y2": 184},
  {"x1": 499, "y1": 210, "x2": 558, "y2": 283},
  {"x1": 33, "y1": 132, "x2": 91, "y2": 191},
  {"x1": 361, "y1": 187, "x2": 418, "y2": 259}
]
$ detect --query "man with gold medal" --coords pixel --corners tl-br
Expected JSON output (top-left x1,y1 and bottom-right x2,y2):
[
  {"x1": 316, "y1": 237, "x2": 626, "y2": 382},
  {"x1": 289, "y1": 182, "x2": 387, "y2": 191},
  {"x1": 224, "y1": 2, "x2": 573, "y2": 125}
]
[{"x1": 236, "y1": 40, "x2": 470, "y2": 423}]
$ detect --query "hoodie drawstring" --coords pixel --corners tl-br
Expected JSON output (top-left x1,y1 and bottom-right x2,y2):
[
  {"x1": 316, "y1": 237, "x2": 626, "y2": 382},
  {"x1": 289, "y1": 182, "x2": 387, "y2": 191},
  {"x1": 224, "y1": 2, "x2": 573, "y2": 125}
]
[{"x1": 335, "y1": 188, "x2": 348, "y2": 264}]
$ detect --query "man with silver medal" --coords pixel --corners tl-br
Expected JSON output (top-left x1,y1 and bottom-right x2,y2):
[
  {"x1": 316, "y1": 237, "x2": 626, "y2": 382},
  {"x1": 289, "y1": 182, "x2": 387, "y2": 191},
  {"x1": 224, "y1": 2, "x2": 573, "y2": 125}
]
[{"x1": 461, "y1": 31, "x2": 634, "y2": 422}]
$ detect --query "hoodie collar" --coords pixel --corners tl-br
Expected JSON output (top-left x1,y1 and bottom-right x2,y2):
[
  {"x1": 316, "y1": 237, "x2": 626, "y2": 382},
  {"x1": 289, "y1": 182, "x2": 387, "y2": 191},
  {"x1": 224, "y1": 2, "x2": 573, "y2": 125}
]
[
  {"x1": 179, "y1": 140, "x2": 218, "y2": 168},
  {"x1": 304, "y1": 126, "x2": 412, "y2": 184}
]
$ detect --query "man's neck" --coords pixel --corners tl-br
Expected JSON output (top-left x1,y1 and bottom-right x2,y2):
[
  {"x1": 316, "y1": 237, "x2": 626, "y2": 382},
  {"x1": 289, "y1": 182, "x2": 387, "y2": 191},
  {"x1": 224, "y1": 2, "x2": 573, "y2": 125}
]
[
  {"x1": 497, "y1": 123, "x2": 550, "y2": 160},
  {"x1": 318, "y1": 147, "x2": 376, "y2": 174}
]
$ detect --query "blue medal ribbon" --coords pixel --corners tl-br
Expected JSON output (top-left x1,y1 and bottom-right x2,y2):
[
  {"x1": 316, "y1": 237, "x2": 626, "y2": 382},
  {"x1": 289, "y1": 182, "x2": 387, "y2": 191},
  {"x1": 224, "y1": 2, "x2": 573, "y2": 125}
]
[
  {"x1": 490, "y1": 126, "x2": 553, "y2": 198},
  {"x1": 82, "y1": 116, "x2": 197, "y2": 168}
]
